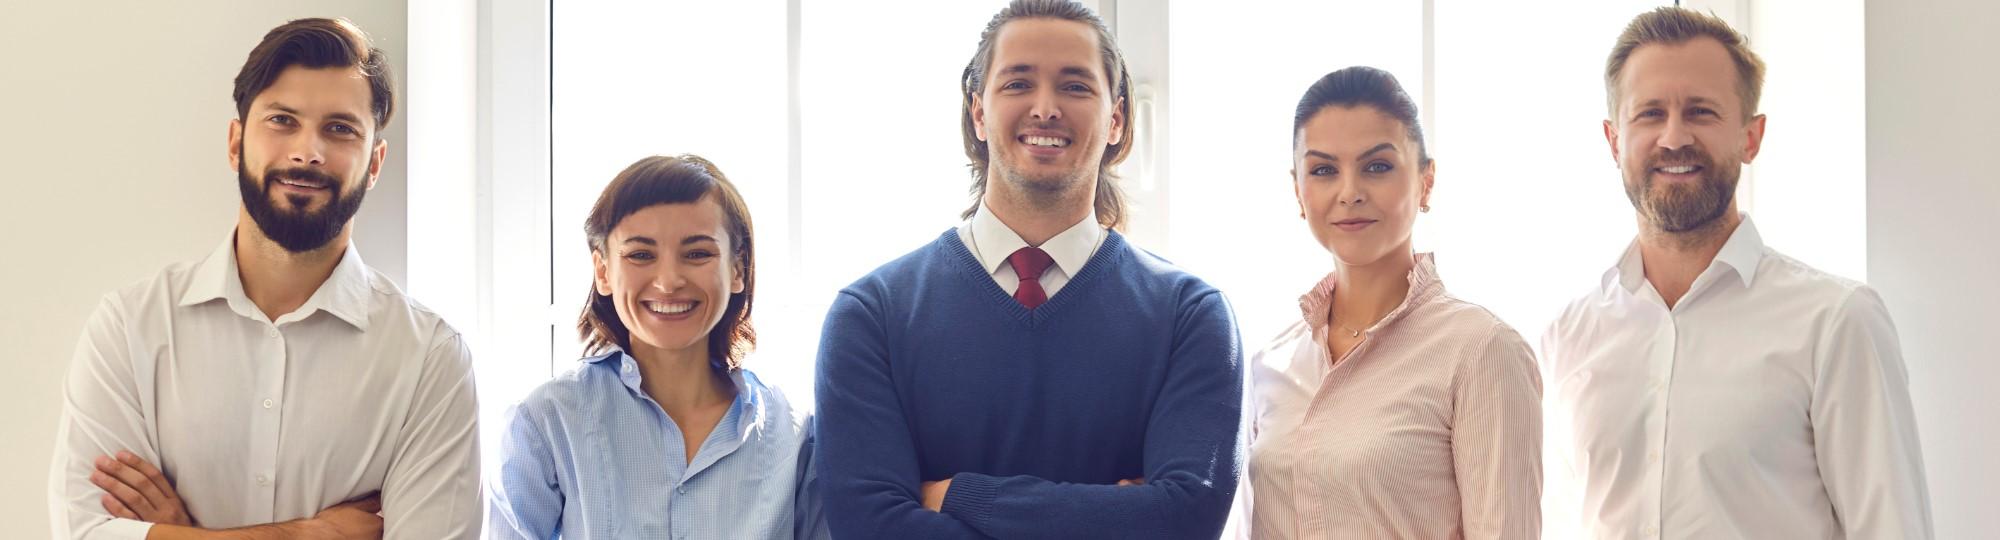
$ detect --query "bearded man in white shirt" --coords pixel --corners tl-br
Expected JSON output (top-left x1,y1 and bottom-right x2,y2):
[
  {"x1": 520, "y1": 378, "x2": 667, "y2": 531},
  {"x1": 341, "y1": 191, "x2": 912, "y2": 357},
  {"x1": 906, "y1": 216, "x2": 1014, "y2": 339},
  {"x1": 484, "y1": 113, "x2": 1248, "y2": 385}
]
[
  {"x1": 49, "y1": 18, "x2": 479, "y2": 540},
  {"x1": 1541, "y1": 7, "x2": 1933, "y2": 539}
]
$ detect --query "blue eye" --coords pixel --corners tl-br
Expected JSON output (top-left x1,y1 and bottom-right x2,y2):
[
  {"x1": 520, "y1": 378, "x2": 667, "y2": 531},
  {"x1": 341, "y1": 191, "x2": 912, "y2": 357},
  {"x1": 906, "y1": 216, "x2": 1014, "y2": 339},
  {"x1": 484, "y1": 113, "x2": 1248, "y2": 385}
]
[
  {"x1": 1311, "y1": 165, "x2": 1335, "y2": 176},
  {"x1": 1062, "y1": 82, "x2": 1091, "y2": 93},
  {"x1": 1365, "y1": 162, "x2": 1393, "y2": 173}
]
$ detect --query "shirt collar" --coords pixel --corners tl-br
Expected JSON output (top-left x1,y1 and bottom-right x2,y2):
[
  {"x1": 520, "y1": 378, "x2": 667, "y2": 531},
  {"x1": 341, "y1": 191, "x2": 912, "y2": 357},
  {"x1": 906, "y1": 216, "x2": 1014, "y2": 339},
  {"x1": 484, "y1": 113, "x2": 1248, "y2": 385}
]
[
  {"x1": 967, "y1": 202, "x2": 1103, "y2": 277},
  {"x1": 177, "y1": 231, "x2": 373, "y2": 330},
  {"x1": 1607, "y1": 213, "x2": 1766, "y2": 293},
  {"x1": 587, "y1": 349, "x2": 766, "y2": 442},
  {"x1": 1297, "y1": 252, "x2": 1446, "y2": 335}
]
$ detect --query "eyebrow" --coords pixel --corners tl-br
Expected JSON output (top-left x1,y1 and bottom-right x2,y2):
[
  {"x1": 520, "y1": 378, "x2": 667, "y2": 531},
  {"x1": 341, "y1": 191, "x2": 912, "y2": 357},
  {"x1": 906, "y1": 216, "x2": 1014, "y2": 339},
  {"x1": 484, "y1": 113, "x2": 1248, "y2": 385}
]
[
  {"x1": 998, "y1": 64, "x2": 1101, "y2": 80},
  {"x1": 620, "y1": 235, "x2": 718, "y2": 247},
  {"x1": 1304, "y1": 142, "x2": 1398, "y2": 161},
  {"x1": 1635, "y1": 96, "x2": 1722, "y2": 109}
]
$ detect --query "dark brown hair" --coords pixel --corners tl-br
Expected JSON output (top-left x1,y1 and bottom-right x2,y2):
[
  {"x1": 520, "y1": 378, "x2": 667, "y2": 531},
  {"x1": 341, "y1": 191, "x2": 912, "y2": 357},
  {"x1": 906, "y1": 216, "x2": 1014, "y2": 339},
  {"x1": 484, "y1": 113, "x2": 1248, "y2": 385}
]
[
  {"x1": 1605, "y1": 7, "x2": 1765, "y2": 120},
  {"x1": 959, "y1": 0, "x2": 1135, "y2": 230},
  {"x1": 1293, "y1": 66, "x2": 1433, "y2": 168},
  {"x1": 233, "y1": 18, "x2": 396, "y2": 132},
  {"x1": 579, "y1": 155, "x2": 757, "y2": 369}
]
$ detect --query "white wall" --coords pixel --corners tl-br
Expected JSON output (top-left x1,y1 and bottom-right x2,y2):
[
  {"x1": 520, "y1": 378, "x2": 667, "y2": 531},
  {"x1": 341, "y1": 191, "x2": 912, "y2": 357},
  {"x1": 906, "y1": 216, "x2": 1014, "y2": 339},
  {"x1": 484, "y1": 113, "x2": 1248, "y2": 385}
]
[
  {"x1": 0, "y1": 3, "x2": 407, "y2": 538},
  {"x1": 1866, "y1": 1, "x2": 2000, "y2": 537}
]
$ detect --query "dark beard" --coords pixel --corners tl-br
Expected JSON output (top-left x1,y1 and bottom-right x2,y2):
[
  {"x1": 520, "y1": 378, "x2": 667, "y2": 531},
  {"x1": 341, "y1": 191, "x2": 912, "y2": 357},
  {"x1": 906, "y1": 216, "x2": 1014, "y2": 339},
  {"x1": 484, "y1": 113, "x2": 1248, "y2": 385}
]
[
  {"x1": 1624, "y1": 146, "x2": 1737, "y2": 233},
  {"x1": 237, "y1": 155, "x2": 369, "y2": 253}
]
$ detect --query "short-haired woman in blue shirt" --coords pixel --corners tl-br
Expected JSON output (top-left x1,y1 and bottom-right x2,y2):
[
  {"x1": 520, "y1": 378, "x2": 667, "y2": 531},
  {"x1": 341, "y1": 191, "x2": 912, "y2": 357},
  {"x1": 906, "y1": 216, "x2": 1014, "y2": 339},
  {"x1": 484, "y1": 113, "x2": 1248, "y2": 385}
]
[{"x1": 487, "y1": 155, "x2": 824, "y2": 539}]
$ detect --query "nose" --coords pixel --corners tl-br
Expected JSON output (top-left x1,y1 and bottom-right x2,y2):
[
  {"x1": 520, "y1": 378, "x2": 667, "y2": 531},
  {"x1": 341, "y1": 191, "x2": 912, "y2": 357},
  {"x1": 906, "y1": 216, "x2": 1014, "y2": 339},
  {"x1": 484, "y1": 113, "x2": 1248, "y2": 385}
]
[
  {"x1": 1029, "y1": 87, "x2": 1061, "y2": 122},
  {"x1": 288, "y1": 134, "x2": 326, "y2": 167},
  {"x1": 650, "y1": 264, "x2": 688, "y2": 293},
  {"x1": 1336, "y1": 176, "x2": 1365, "y2": 207},
  {"x1": 1657, "y1": 114, "x2": 1695, "y2": 152}
]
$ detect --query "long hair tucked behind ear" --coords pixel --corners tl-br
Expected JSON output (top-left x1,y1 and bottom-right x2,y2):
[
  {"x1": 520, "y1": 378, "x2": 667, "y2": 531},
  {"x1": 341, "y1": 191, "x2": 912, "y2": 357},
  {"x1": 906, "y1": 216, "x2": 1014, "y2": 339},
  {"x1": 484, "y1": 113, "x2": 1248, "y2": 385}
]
[
  {"x1": 959, "y1": 0, "x2": 1135, "y2": 230},
  {"x1": 578, "y1": 155, "x2": 757, "y2": 369}
]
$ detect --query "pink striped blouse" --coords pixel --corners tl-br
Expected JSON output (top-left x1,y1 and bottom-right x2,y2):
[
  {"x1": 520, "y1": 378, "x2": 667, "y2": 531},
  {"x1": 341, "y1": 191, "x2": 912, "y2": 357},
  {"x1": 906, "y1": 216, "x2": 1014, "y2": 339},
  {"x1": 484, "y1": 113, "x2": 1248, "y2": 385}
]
[{"x1": 1247, "y1": 253, "x2": 1542, "y2": 539}]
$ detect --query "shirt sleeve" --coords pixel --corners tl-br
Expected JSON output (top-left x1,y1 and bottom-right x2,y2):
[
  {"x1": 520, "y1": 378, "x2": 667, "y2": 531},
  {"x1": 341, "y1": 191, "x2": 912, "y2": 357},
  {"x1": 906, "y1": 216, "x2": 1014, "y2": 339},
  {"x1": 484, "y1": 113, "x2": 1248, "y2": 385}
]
[
  {"x1": 935, "y1": 290, "x2": 1244, "y2": 540},
  {"x1": 1537, "y1": 311, "x2": 1584, "y2": 537},
  {"x1": 486, "y1": 402, "x2": 562, "y2": 540},
  {"x1": 1810, "y1": 286, "x2": 1934, "y2": 539},
  {"x1": 380, "y1": 332, "x2": 482, "y2": 540},
  {"x1": 794, "y1": 416, "x2": 830, "y2": 540},
  {"x1": 50, "y1": 295, "x2": 158, "y2": 540},
  {"x1": 1452, "y1": 322, "x2": 1543, "y2": 540},
  {"x1": 814, "y1": 290, "x2": 988, "y2": 539}
]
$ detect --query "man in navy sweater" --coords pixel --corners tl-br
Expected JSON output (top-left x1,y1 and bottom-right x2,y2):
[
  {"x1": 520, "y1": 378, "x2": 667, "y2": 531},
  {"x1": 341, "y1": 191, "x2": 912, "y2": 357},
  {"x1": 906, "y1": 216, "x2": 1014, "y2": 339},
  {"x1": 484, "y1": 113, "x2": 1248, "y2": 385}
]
[{"x1": 813, "y1": 1, "x2": 1244, "y2": 538}]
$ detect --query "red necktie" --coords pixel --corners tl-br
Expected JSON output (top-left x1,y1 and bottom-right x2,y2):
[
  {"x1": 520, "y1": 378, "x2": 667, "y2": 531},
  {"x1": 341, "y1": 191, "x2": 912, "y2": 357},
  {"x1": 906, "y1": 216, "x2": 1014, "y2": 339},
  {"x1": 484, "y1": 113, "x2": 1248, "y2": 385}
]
[{"x1": 1008, "y1": 247, "x2": 1055, "y2": 309}]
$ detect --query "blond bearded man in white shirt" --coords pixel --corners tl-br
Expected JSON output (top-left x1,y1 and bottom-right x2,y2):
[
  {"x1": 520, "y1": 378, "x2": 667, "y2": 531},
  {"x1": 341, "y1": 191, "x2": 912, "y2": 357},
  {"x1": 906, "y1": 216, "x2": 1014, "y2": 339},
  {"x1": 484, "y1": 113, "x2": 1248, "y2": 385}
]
[
  {"x1": 49, "y1": 18, "x2": 480, "y2": 540},
  {"x1": 1542, "y1": 7, "x2": 1933, "y2": 539}
]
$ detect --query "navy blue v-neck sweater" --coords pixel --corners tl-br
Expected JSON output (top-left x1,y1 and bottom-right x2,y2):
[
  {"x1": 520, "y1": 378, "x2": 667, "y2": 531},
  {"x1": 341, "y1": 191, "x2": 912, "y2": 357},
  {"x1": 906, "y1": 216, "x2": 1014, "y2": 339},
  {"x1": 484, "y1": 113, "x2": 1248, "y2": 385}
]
[{"x1": 815, "y1": 229, "x2": 1243, "y2": 539}]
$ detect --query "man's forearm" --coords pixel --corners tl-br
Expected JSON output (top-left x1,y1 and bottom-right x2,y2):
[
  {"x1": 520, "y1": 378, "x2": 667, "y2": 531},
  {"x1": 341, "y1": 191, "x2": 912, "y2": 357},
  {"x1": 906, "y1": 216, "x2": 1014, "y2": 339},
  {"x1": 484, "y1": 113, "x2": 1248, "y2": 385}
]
[{"x1": 146, "y1": 520, "x2": 323, "y2": 540}]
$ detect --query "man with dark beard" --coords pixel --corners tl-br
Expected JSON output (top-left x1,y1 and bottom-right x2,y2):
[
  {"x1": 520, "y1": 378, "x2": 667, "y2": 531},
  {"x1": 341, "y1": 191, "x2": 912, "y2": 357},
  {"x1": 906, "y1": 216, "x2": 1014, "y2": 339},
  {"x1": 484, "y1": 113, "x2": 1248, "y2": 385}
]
[
  {"x1": 50, "y1": 18, "x2": 479, "y2": 540},
  {"x1": 1541, "y1": 7, "x2": 1932, "y2": 539},
  {"x1": 812, "y1": 1, "x2": 1241, "y2": 538}
]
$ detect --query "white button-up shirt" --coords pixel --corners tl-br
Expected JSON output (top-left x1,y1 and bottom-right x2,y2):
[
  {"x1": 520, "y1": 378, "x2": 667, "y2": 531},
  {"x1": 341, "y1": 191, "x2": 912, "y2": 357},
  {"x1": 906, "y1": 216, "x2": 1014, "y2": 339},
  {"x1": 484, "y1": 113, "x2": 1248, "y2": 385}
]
[
  {"x1": 957, "y1": 203, "x2": 1106, "y2": 299},
  {"x1": 50, "y1": 234, "x2": 481, "y2": 539},
  {"x1": 1541, "y1": 215, "x2": 1932, "y2": 539}
]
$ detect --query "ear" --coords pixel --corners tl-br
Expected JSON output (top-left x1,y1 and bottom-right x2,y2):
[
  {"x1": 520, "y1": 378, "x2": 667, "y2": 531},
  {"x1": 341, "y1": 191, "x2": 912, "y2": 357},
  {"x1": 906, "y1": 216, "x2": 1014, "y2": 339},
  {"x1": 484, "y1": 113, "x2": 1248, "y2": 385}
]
[
  {"x1": 730, "y1": 254, "x2": 747, "y2": 295},
  {"x1": 1291, "y1": 167, "x2": 1306, "y2": 219},
  {"x1": 365, "y1": 137, "x2": 388, "y2": 190},
  {"x1": 970, "y1": 92, "x2": 989, "y2": 142},
  {"x1": 1107, "y1": 95, "x2": 1126, "y2": 146},
  {"x1": 1602, "y1": 118, "x2": 1621, "y2": 165},
  {"x1": 1421, "y1": 160, "x2": 1437, "y2": 208},
  {"x1": 592, "y1": 249, "x2": 614, "y2": 297},
  {"x1": 1741, "y1": 113, "x2": 1767, "y2": 164},
  {"x1": 228, "y1": 118, "x2": 245, "y2": 172}
]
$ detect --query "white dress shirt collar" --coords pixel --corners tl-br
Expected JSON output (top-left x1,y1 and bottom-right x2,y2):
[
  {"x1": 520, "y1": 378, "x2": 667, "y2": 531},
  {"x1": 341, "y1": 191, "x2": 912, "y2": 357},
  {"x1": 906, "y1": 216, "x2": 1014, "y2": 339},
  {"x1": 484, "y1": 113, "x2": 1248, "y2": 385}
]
[
  {"x1": 177, "y1": 231, "x2": 374, "y2": 330},
  {"x1": 1608, "y1": 213, "x2": 1767, "y2": 294},
  {"x1": 967, "y1": 202, "x2": 1103, "y2": 278}
]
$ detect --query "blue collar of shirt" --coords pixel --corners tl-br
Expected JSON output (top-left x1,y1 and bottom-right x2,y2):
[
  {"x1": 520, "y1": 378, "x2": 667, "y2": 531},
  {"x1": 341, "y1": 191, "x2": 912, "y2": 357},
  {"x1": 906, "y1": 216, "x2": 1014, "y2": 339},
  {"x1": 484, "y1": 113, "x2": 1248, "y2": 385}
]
[{"x1": 582, "y1": 349, "x2": 769, "y2": 444}]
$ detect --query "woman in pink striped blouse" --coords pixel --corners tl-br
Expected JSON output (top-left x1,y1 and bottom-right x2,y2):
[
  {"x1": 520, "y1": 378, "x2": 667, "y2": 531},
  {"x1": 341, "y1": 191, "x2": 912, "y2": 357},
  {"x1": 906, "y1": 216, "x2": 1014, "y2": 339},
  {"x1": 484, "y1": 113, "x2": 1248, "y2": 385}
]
[{"x1": 1246, "y1": 66, "x2": 1542, "y2": 539}]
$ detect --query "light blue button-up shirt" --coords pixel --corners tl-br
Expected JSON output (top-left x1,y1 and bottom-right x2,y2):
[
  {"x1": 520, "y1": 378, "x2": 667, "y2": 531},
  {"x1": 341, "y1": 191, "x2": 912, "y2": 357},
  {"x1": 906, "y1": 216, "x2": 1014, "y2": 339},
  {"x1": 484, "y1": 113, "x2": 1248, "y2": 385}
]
[{"x1": 487, "y1": 350, "x2": 824, "y2": 539}]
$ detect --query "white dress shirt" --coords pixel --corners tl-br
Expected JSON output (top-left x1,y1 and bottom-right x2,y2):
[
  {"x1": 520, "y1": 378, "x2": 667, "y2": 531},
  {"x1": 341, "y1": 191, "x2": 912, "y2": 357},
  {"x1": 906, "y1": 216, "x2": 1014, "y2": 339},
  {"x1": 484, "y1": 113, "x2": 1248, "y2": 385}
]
[
  {"x1": 956, "y1": 203, "x2": 1106, "y2": 299},
  {"x1": 1541, "y1": 215, "x2": 1932, "y2": 539},
  {"x1": 50, "y1": 234, "x2": 481, "y2": 540}
]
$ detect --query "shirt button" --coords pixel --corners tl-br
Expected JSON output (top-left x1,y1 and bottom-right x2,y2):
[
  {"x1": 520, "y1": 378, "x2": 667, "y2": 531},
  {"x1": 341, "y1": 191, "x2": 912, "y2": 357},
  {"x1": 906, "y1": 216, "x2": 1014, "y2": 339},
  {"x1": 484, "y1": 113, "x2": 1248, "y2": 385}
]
[
  {"x1": 676, "y1": 486, "x2": 688, "y2": 494},
  {"x1": 1647, "y1": 451, "x2": 1660, "y2": 463},
  {"x1": 255, "y1": 474, "x2": 270, "y2": 486},
  {"x1": 262, "y1": 399, "x2": 275, "y2": 409},
  {"x1": 264, "y1": 327, "x2": 279, "y2": 338},
  {"x1": 1643, "y1": 524, "x2": 1657, "y2": 536}
]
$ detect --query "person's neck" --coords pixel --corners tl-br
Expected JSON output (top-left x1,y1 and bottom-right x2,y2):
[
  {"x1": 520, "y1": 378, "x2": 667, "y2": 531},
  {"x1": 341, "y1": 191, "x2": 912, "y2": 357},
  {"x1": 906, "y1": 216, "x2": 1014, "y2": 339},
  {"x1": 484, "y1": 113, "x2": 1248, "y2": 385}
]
[
  {"x1": 628, "y1": 339, "x2": 734, "y2": 417},
  {"x1": 234, "y1": 211, "x2": 349, "y2": 322},
  {"x1": 983, "y1": 175, "x2": 1096, "y2": 247},
  {"x1": 1329, "y1": 248, "x2": 1416, "y2": 335},
  {"x1": 1635, "y1": 208, "x2": 1742, "y2": 309}
]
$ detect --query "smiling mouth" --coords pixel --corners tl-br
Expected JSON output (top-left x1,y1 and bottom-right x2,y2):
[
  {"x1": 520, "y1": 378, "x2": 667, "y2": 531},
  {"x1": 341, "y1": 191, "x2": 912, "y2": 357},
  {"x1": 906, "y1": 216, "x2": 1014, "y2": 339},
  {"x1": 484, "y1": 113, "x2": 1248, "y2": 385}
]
[
  {"x1": 1018, "y1": 135, "x2": 1071, "y2": 148},
  {"x1": 642, "y1": 300, "x2": 698, "y2": 315},
  {"x1": 1653, "y1": 164, "x2": 1703, "y2": 175},
  {"x1": 276, "y1": 177, "x2": 329, "y2": 190}
]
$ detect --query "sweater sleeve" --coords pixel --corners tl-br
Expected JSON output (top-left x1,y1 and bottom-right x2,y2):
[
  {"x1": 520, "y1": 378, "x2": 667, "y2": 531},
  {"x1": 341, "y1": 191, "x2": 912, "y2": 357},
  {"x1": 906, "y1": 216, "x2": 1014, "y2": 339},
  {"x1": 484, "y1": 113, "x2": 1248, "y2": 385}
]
[
  {"x1": 937, "y1": 290, "x2": 1245, "y2": 539},
  {"x1": 814, "y1": 289, "x2": 988, "y2": 539}
]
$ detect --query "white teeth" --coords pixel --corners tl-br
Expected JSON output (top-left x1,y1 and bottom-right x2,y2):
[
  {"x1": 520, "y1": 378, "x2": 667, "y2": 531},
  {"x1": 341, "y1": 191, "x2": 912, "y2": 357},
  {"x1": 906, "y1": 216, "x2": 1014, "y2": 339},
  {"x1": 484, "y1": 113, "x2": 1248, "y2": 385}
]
[
  {"x1": 646, "y1": 301, "x2": 695, "y2": 315},
  {"x1": 1659, "y1": 165, "x2": 1697, "y2": 174},
  {"x1": 1021, "y1": 135, "x2": 1069, "y2": 148},
  {"x1": 279, "y1": 178, "x2": 326, "y2": 188}
]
